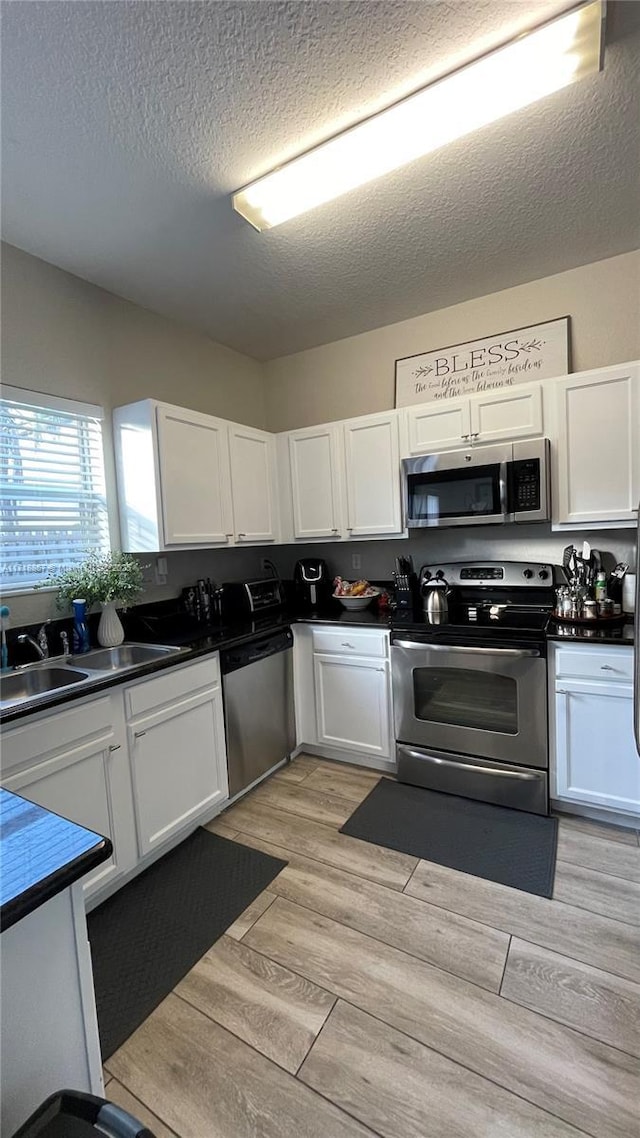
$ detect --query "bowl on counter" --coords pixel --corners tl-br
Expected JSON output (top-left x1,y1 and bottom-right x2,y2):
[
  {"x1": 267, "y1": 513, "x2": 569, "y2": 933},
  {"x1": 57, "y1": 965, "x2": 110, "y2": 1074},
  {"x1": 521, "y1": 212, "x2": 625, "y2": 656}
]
[{"x1": 333, "y1": 590, "x2": 380, "y2": 611}]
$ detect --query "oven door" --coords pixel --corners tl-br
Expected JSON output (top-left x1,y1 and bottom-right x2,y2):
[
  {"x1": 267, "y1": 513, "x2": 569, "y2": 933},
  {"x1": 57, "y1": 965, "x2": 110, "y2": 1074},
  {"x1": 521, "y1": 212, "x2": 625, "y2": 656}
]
[
  {"x1": 403, "y1": 445, "x2": 509, "y2": 528},
  {"x1": 391, "y1": 639, "x2": 547, "y2": 768}
]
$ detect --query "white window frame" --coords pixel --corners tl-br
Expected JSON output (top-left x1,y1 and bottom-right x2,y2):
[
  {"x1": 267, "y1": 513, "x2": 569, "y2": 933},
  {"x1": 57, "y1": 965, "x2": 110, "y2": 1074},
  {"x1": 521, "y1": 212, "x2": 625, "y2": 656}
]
[{"x1": 0, "y1": 385, "x2": 112, "y2": 595}]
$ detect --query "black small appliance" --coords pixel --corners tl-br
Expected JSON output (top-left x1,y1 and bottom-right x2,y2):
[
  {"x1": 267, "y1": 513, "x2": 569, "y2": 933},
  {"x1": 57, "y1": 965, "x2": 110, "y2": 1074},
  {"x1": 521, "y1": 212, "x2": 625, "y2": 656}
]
[{"x1": 294, "y1": 558, "x2": 332, "y2": 609}]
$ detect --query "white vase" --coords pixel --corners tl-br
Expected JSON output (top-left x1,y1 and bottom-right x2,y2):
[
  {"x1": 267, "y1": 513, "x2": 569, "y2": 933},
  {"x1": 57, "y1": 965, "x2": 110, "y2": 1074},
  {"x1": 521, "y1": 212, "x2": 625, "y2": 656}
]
[{"x1": 97, "y1": 601, "x2": 125, "y2": 647}]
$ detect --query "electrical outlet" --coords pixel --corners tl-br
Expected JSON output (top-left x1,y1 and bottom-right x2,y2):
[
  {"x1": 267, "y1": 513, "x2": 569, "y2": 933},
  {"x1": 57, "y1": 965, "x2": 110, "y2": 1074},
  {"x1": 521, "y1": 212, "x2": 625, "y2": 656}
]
[
  {"x1": 351, "y1": 553, "x2": 362, "y2": 572},
  {"x1": 154, "y1": 556, "x2": 169, "y2": 586},
  {"x1": 260, "y1": 558, "x2": 270, "y2": 573}
]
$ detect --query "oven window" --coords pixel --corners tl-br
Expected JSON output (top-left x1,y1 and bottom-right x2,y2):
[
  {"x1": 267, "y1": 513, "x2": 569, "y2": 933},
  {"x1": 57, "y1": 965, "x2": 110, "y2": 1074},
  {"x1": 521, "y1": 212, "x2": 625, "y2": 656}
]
[
  {"x1": 412, "y1": 667, "x2": 518, "y2": 734},
  {"x1": 407, "y1": 464, "x2": 501, "y2": 521}
]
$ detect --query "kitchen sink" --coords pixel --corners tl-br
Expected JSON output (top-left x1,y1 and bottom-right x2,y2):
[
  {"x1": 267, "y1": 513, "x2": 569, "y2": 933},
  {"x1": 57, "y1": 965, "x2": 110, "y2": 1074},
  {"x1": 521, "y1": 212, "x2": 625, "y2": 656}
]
[
  {"x1": 0, "y1": 666, "x2": 90, "y2": 706},
  {"x1": 1, "y1": 642, "x2": 188, "y2": 713},
  {"x1": 72, "y1": 643, "x2": 184, "y2": 671}
]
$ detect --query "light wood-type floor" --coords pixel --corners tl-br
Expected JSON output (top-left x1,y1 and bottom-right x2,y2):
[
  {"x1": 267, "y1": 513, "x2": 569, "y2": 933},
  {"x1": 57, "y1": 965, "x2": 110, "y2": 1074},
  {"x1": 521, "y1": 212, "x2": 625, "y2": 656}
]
[{"x1": 104, "y1": 756, "x2": 640, "y2": 1138}]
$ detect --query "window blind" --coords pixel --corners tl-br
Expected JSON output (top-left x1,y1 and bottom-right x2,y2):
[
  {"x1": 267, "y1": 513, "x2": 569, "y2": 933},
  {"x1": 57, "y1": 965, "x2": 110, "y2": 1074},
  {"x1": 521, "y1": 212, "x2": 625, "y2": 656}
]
[{"x1": 0, "y1": 390, "x2": 110, "y2": 591}]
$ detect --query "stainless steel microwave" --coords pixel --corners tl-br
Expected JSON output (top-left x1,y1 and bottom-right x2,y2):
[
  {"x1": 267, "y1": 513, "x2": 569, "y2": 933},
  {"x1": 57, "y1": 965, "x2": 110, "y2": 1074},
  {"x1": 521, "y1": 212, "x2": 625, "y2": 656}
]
[{"x1": 402, "y1": 438, "x2": 550, "y2": 528}]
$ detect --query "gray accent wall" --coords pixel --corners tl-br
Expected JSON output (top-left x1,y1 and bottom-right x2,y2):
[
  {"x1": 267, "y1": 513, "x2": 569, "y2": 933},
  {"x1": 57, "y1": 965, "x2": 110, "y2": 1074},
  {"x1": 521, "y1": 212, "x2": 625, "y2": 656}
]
[{"x1": 273, "y1": 525, "x2": 637, "y2": 584}]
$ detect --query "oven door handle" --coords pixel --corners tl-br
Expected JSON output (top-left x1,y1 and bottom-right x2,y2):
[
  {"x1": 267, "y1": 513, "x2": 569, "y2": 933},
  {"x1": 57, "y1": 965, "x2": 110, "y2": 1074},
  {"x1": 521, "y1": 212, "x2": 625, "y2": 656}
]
[
  {"x1": 393, "y1": 641, "x2": 541, "y2": 658},
  {"x1": 397, "y1": 746, "x2": 544, "y2": 781}
]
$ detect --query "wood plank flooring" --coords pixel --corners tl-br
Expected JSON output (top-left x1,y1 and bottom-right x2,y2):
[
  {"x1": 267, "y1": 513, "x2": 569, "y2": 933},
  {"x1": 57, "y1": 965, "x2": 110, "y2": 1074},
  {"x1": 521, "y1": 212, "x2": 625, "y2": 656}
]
[{"x1": 106, "y1": 755, "x2": 640, "y2": 1138}]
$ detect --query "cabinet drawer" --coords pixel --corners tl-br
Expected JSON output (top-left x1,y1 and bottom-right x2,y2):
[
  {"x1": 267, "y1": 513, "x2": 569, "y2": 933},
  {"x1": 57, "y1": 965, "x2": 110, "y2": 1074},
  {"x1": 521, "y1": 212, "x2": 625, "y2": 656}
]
[
  {"x1": 125, "y1": 655, "x2": 220, "y2": 720},
  {"x1": 554, "y1": 645, "x2": 633, "y2": 684},
  {"x1": 311, "y1": 626, "x2": 388, "y2": 658},
  {"x1": 1, "y1": 696, "x2": 113, "y2": 775}
]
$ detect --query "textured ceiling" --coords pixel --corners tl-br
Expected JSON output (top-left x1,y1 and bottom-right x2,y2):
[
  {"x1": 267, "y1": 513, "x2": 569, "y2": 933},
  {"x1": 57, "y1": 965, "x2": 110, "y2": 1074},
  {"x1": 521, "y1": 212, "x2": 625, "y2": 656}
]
[{"x1": 2, "y1": 1, "x2": 639, "y2": 361}]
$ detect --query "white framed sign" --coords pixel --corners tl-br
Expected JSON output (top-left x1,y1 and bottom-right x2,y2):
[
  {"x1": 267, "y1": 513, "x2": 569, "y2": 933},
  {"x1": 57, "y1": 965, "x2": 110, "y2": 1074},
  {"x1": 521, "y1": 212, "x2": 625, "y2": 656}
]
[{"x1": 395, "y1": 317, "x2": 570, "y2": 408}]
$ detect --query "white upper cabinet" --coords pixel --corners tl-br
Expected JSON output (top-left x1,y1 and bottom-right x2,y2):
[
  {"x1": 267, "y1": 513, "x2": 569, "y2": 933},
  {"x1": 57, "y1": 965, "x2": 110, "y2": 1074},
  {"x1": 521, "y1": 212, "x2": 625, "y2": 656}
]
[
  {"x1": 343, "y1": 412, "x2": 403, "y2": 537},
  {"x1": 114, "y1": 400, "x2": 278, "y2": 551},
  {"x1": 283, "y1": 414, "x2": 404, "y2": 541},
  {"x1": 550, "y1": 362, "x2": 640, "y2": 527},
  {"x1": 468, "y1": 383, "x2": 543, "y2": 443},
  {"x1": 402, "y1": 382, "x2": 543, "y2": 455},
  {"x1": 228, "y1": 423, "x2": 279, "y2": 544},
  {"x1": 156, "y1": 405, "x2": 234, "y2": 546},
  {"x1": 404, "y1": 400, "x2": 471, "y2": 455},
  {"x1": 288, "y1": 424, "x2": 343, "y2": 540}
]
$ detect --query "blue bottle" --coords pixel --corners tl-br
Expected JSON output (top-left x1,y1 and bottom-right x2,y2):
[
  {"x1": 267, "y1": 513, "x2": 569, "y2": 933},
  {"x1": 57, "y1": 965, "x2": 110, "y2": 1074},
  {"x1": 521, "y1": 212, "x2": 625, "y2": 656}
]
[{"x1": 72, "y1": 598, "x2": 90, "y2": 653}]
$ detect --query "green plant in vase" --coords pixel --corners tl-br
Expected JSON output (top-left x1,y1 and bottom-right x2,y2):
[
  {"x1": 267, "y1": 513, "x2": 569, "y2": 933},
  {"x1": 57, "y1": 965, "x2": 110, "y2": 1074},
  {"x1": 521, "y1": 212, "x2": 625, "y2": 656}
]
[{"x1": 43, "y1": 550, "x2": 145, "y2": 647}]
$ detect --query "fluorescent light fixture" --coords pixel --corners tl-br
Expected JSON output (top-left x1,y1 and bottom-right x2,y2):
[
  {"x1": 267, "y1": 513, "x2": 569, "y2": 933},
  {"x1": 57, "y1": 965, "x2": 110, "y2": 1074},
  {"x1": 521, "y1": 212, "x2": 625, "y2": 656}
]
[{"x1": 232, "y1": 1, "x2": 604, "y2": 231}]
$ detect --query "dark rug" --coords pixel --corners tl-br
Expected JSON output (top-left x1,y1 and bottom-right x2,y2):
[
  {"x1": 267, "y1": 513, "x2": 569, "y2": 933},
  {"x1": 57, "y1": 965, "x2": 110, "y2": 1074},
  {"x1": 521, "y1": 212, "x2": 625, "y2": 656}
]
[
  {"x1": 340, "y1": 779, "x2": 558, "y2": 898},
  {"x1": 88, "y1": 829, "x2": 287, "y2": 1059}
]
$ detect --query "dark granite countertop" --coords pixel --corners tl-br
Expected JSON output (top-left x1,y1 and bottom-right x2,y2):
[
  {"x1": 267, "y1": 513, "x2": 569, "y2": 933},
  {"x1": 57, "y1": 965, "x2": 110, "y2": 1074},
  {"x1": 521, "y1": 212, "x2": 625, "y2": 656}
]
[
  {"x1": 294, "y1": 603, "x2": 392, "y2": 629},
  {"x1": 546, "y1": 618, "x2": 635, "y2": 646},
  {"x1": 0, "y1": 605, "x2": 393, "y2": 726},
  {"x1": 2, "y1": 601, "x2": 633, "y2": 728},
  {"x1": 0, "y1": 788, "x2": 112, "y2": 931}
]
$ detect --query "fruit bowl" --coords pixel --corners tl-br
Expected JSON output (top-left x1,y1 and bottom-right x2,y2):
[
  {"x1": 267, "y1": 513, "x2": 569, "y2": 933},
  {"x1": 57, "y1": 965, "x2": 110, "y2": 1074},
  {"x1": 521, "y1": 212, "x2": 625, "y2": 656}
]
[{"x1": 333, "y1": 590, "x2": 380, "y2": 611}]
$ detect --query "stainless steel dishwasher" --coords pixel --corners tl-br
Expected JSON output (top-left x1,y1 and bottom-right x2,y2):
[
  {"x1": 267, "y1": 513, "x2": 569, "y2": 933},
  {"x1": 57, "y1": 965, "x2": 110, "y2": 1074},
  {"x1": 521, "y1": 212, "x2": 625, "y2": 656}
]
[{"x1": 220, "y1": 627, "x2": 295, "y2": 798}]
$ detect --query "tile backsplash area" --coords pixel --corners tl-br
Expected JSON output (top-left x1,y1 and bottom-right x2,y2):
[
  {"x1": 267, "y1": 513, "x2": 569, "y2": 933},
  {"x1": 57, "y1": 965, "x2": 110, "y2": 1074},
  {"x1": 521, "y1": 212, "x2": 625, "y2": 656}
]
[{"x1": 6, "y1": 524, "x2": 637, "y2": 627}]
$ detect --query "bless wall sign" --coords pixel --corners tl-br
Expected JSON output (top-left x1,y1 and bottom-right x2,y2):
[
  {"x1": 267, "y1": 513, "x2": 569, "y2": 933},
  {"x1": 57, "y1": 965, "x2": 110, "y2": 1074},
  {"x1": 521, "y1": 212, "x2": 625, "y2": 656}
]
[{"x1": 395, "y1": 317, "x2": 570, "y2": 408}]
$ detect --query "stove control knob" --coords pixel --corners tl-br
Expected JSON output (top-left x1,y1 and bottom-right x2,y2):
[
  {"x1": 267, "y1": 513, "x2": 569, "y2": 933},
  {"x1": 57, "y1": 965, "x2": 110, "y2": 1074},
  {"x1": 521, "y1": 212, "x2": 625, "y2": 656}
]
[
  {"x1": 538, "y1": 568, "x2": 549, "y2": 580},
  {"x1": 522, "y1": 569, "x2": 534, "y2": 579}
]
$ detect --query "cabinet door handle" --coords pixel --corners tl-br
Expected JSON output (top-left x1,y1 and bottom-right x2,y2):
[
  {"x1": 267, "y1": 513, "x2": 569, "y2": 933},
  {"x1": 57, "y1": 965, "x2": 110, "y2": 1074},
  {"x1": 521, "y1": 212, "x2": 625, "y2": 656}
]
[
  {"x1": 331, "y1": 528, "x2": 339, "y2": 533},
  {"x1": 134, "y1": 730, "x2": 147, "y2": 739},
  {"x1": 225, "y1": 533, "x2": 234, "y2": 539},
  {"x1": 108, "y1": 743, "x2": 121, "y2": 752},
  {"x1": 237, "y1": 533, "x2": 246, "y2": 539},
  {"x1": 341, "y1": 642, "x2": 356, "y2": 648},
  {"x1": 461, "y1": 434, "x2": 470, "y2": 441},
  {"x1": 600, "y1": 664, "x2": 617, "y2": 671},
  {"x1": 557, "y1": 689, "x2": 570, "y2": 695},
  {"x1": 471, "y1": 432, "x2": 480, "y2": 439}
]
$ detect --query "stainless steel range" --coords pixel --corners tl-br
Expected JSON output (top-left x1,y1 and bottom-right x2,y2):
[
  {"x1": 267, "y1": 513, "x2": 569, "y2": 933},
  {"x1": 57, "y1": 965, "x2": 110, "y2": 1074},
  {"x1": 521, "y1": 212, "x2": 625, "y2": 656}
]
[{"x1": 391, "y1": 561, "x2": 556, "y2": 815}]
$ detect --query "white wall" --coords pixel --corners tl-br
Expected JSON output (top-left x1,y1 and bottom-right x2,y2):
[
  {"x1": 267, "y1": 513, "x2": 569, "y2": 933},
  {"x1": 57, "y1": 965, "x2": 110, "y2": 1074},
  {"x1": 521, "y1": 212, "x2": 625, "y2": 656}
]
[
  {"x1": 264, "y1": 250, "x2": 640, "y2": 431},
  {"x1": 1, "y1": 242, "x2": 267, "y2": 625},
  {"x1": 2, "y1": 242, "x2": 266, "y2": 424}
]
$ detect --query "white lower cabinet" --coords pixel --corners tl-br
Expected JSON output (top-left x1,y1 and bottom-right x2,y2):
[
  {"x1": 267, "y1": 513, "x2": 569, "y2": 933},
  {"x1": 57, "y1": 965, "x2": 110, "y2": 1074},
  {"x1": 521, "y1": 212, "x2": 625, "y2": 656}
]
[
  {"x1": 128, "y1": 685, "x2": 228, "y2": 856},
  {"x1": 308, "y1": 625, "x2": 393, "y2": 760},
  {"x1": 2, "y1": 697, "x2": 135, "y2": 900},
  {"x1": 551, "y1": 644, "x2": 639, "y2": 817},
  {"x1": 1, "y1": 653, "x2": 229, "y2": 906},
  {"x1": 314, "y1": 653, "x2": 392, "y2": 757}
]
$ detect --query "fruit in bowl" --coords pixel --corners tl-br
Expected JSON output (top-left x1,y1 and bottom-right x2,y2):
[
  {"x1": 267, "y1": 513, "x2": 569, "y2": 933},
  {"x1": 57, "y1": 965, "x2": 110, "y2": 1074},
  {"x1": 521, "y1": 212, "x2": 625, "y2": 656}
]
[{"x1": 333, "y1": 577, "x2": 380, "y2": 610}]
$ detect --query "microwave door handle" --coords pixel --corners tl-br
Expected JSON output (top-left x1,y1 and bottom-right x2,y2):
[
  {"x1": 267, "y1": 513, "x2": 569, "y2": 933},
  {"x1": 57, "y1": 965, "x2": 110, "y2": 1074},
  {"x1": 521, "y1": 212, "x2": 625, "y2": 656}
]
[
  {"x1": 393, "y1": 641, "x2": 540, "y2": 658},
  {"x1": 628, "y1": 498, "x2": 633, "y2": 755},
  {"x1": 499, "y1": 460, "x2": 510, "y2": 520}
]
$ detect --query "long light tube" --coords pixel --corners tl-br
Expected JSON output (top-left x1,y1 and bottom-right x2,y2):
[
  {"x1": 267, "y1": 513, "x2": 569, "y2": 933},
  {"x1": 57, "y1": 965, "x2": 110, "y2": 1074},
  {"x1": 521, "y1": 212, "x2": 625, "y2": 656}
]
[{"x1": 232, "y1": 1, "x2": 604, "y2": 231}]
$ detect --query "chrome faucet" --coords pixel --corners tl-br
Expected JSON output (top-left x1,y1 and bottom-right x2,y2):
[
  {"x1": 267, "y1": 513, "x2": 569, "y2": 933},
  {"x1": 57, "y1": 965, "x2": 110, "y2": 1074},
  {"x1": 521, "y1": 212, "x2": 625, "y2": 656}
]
[
  {"x1": 37, "y1": 622, "x2": 50, "y2": 658},
  {"x1": 17, "y1": 621, "x2": 50, "y2": 661},
  {"x1": 60, "y1": 630, "x2": 70, "y2": 656}
]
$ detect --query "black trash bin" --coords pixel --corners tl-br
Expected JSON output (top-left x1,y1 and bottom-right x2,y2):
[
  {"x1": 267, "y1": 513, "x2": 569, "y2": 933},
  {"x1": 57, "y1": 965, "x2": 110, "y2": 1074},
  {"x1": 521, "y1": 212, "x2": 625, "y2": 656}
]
[{"x1": 12, "y1": 1089, "x2": 156, "y2": 1138}]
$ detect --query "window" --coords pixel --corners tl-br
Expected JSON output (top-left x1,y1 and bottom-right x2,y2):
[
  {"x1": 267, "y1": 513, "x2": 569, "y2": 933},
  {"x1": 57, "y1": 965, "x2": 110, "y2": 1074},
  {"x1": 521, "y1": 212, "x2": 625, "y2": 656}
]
[{"x1": 0, "y1": 387, "x2": 110, "y2": 592}]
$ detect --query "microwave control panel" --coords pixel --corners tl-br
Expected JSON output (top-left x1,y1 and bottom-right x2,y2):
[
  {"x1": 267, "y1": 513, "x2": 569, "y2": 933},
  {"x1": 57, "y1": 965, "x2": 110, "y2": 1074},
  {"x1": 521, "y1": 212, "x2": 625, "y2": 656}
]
[{"x1": 510, "y1": 457, "x2": 541, "y2": 512}]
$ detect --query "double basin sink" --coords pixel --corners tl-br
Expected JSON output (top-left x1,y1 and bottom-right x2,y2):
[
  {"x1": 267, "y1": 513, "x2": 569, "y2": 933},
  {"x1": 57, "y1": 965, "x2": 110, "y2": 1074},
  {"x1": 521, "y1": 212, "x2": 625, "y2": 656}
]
[{"x1": 0, "y1": 643, "x2": 188, "y2": 712}]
